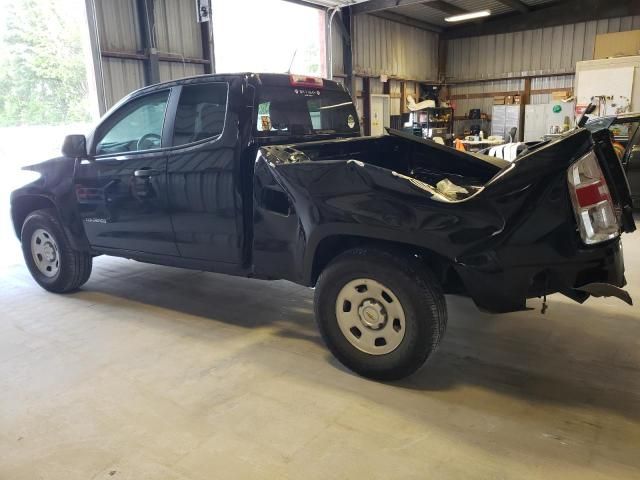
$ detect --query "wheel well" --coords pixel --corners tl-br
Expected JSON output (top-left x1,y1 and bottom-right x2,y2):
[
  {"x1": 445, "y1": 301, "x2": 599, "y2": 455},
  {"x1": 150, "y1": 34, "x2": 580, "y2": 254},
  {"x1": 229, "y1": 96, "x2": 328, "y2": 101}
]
[
  {"x1": 310, "y1": 235, "x2": 465, "y2": 294},
  {"x1": 11, "y1": 196, "x2": 56, "y2": 239}
]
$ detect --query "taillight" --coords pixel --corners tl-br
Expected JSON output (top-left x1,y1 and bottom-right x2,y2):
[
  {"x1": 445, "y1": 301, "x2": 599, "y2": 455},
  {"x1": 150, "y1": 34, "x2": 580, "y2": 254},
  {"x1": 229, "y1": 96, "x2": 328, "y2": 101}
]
[
  {"x1": 289, "y1": 75, "x2": 323, "y2": 88},
  {"x1": 567, "y1": 150, "x2": 619, "y2": 244}
]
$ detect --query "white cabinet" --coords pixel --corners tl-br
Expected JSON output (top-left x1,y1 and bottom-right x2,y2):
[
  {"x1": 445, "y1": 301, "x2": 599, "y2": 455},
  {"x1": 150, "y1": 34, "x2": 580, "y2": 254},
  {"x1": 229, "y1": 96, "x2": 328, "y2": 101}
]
[
  {"x1": 491, "y1": 105, "x2": 520, "y2": 141},
  {"x1": 524, "y1": 102, "x2": 575, "y2": 142}
]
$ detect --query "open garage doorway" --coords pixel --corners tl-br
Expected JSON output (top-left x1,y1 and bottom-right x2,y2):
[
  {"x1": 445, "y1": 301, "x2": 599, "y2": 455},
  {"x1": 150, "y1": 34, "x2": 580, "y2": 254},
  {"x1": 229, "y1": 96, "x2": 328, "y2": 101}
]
[
  {"x1": 0, "y1": 0, "x2": 95, "y2": 267},
  {"x1": 211, "y1": 0, "x2": 327, "y2": 77}
]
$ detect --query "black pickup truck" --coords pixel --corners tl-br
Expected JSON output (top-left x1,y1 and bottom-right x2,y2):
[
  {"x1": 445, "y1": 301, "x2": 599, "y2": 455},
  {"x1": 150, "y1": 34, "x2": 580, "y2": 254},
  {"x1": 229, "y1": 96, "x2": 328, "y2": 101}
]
[{"x1": 10, "y1": 73, "x2": 636, "y2": 380}]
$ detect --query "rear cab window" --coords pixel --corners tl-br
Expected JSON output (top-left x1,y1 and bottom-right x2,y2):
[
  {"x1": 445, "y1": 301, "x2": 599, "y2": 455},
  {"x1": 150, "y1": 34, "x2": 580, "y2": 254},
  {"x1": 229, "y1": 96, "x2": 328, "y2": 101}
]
[
  {"x1": 255, "y1": 76, "x2": 359, "y2": 142},
  {"x1": 172, "y1": 82, "x2": 228, "y2": 147}
]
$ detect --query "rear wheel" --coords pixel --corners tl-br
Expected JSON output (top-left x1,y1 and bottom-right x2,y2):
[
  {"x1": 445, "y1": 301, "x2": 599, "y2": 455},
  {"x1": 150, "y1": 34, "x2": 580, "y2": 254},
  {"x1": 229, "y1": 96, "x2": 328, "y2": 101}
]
[
  {"x1": 21, "y1": 209, "x2": 92, "y2": 293},
  {"x1": 314, "y1": 248, "x2": 447, "y2": 381}
]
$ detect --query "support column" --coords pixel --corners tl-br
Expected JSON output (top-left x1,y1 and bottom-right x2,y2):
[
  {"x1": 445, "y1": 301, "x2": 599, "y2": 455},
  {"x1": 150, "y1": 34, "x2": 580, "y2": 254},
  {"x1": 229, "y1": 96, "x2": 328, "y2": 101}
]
[
  {"x1": 363, "y1": 76, "x2": 371, "y2": 136},
  {"x1": 341, "y1": 7, "x2": 354, "y2": 96},
  {"x1": 437, "y1": 37, "x2": 447, "y2": 83},
  {"x1": 136, "y1": 0, "x2": 160, "y2": 85},
  {"x1": 519, "y1": 77, "x2": 531, "y2": 142},
  {"x1": 200, "y1": 20, "x2": 214, "y2": 74}
]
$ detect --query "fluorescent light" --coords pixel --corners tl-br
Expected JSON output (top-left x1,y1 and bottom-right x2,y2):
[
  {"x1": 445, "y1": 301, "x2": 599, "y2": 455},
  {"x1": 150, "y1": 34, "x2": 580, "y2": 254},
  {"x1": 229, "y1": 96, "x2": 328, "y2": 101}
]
[{"x1": 445, "y1": 10, "x2": 491, "y2": 22}]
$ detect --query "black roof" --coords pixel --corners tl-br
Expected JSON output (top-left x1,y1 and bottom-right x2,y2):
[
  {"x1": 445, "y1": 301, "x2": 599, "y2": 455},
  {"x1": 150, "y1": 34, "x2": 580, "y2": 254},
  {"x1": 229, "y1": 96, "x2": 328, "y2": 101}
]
[{"x1": 126, "y1": 72, "x2": 344, "y2": 100}]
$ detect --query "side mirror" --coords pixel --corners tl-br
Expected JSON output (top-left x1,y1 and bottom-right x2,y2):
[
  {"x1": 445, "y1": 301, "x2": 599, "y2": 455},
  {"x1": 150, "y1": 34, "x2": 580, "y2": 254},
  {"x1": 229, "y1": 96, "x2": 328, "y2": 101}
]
[{"x1": 61, "y1": 134, "x2": 87, "y2": 158}]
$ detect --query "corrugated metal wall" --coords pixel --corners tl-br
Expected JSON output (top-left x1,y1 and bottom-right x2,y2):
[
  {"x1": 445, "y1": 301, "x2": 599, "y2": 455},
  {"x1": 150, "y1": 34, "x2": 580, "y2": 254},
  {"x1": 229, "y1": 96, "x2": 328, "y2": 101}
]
[
  {"x1": 101, "y1": 59, "x2": 146, "y2": 108},
  {"x1": 451, "y1": 78, "x2": 523, "y2": 134},
  {"x1": 447, "y1": 15, "x2": 640, "y2": 81},
  {"x1": 95, "y1": 0, "x2": 141, "y2": 52},
  {"x1": 447, "y1": 15, "x2": 640, "y2": 136},
  {"x1": 450, "y1": 74, "x2": 577, "y2": 134},
  {"x1": 93, "y1": 0, "x2": 145, "y2": 108},
  {"x1": 155, "y1": 0, "x2": 203, "y2": 59},
  {"x1": 92, "y1": 0, "x2": 207, "y2": 111},
  {"x1": 353, "y1": 15, "x2": 438, "y2": 81},
  {"x1": 530, "y1": 74, "x2": 574, "y2": 104}
]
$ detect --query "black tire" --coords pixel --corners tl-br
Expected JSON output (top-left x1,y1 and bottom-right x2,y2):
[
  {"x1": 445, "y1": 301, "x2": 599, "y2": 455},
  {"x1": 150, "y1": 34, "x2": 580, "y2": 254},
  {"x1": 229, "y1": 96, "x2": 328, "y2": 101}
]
[
  {"x1": 314, "y1": 248, "x2": 447, "y2": 381},
  {"x1": 21, "y1": 208, "x2": 93, "y2": 293}
]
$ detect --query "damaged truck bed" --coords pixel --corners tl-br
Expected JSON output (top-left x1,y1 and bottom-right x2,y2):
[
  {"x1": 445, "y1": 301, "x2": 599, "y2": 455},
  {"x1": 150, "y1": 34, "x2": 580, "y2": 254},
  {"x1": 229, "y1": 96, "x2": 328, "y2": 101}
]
[{"x1": 254, "y1": 128, "x2": 635, "y2": 313}]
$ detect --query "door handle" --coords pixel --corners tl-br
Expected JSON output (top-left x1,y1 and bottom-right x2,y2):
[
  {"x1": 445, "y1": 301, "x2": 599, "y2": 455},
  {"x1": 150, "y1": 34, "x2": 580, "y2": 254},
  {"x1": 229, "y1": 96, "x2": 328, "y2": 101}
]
[{"x1": 134, "y1": 168, "x2": 162, "y2": 177}]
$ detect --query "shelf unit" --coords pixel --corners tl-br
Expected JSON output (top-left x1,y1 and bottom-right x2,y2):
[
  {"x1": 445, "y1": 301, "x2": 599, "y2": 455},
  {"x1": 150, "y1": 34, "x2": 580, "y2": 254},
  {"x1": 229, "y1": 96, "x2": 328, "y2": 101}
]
[
  {"x1": 410, "y1": 107, "x2": 454, "y2": 142},
  {"x1": 455, "y1": 117, "x2": 491, "y2": 136}
]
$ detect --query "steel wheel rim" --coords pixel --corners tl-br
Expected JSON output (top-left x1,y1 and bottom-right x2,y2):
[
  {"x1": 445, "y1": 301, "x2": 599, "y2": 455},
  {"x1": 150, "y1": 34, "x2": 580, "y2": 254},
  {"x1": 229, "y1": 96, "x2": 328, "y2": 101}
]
[
  {"x1": 335, "y1": 278, "x2": 406, "y2": 355},
  {"x1": 31, "y1": 228, "x2": 60, "y2": 278}
]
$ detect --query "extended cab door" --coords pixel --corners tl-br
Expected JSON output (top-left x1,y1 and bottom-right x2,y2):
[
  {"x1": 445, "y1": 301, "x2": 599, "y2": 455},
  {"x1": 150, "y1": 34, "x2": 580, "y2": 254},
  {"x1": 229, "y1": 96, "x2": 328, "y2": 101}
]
[
  {"x1": 165, "y1": 80, "x2": 247, "y2": 264},
  {"x1": 74, "y1": 89, "x2": 179, "y2": 256}
]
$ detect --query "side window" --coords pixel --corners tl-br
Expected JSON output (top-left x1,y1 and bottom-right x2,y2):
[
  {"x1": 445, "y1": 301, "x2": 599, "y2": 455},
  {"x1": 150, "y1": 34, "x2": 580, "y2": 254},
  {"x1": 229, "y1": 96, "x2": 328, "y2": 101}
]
[
  {"x1": 95, "y1": 91, "x2": 169, "y2": 156},
  {"x1": 173, "y1": 83, "x2": 228, "y2": 146}
]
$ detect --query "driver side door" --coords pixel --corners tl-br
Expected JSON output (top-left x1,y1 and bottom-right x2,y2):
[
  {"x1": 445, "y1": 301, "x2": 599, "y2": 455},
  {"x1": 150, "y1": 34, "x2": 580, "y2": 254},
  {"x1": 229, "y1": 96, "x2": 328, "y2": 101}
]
[{"x1": 74, "y1": 88, "x2": 179, "y2": 256}]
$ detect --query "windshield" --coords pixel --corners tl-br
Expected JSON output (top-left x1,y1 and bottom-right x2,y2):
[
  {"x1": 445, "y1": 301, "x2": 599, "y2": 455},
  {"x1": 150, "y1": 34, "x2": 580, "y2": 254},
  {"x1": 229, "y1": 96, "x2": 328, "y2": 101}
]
[{"x1": 255, "y1": 86, "x2": 360, "y2": 139}]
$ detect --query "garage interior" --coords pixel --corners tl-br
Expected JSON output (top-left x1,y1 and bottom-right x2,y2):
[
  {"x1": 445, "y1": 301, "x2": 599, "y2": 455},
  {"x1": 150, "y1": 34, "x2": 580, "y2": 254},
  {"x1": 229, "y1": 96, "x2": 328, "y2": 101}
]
[{"x1": 2, "y1": 0, "x2": 640, "y2": 478}]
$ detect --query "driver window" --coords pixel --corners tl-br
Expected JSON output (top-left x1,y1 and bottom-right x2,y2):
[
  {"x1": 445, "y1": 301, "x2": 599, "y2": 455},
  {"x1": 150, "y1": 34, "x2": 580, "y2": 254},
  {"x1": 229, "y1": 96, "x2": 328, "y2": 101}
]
[{"x1": 95, "y1": 91, "x2": 170, "y2": 155}]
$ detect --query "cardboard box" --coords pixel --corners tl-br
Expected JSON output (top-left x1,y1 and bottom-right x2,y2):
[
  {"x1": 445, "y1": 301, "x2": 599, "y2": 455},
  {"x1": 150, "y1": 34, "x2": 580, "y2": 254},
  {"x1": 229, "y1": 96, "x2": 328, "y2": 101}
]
[
  {"x1": 594, "y1": 30, "x2": 640, "y2": 59},
  {"x1": 493, "y1": 96, "x2": 505, "y2": 105},
  {"x1": 551, "y1": 90, "x2": 570, "y2": 101}
]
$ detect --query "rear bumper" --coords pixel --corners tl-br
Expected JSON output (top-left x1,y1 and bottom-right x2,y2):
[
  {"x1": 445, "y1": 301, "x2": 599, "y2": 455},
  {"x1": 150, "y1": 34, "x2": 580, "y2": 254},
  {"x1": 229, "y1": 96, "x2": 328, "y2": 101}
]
[{"x1": 454, "y1": 238, "x2": 627, "y2": 313}]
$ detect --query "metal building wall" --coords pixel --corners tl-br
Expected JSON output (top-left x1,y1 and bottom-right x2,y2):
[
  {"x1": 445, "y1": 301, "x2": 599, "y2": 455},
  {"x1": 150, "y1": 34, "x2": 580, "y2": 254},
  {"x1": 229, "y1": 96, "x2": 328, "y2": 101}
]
[
  {"x1": 155, "y1": 0, "x2": 203, "y2": 59},
  {"x1": 89, "y1": 0, "x2": 209, "y2": 113},
  {"x1": 101, "y1": 59, "x2": 146, "y2": 109},
  {"x1": 93, "y1": 0, "x2": 145, "y2": 108},
  {"x1": 446, "y1": 15, "x2": 640, "y2": 81},
  {"x1": 353, "y1": 14, "x2": 438, "y2": 81},
  {"x1": 448, "y1": 15, "x2": 640, "y2": 135},
  {"x1": 451, "y1": 78, "x2": 524, "y2": 133},
  {"x1": 529, "y1": 74, "x2": 575, "y2": 104},
  {"x1": 451, "y1": 74, "x2": 577, "y2": 134}
]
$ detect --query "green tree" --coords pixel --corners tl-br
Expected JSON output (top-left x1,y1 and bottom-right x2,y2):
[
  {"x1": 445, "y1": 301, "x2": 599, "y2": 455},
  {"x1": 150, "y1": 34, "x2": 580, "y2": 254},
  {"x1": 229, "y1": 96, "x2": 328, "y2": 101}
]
[{"x1": 0, "y1": 0, "x2": 91, "y2": 126}]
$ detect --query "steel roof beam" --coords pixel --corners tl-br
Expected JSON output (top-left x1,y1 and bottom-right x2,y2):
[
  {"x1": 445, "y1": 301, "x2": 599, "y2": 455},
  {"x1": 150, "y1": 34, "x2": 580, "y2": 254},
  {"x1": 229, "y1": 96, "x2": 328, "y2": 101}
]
[
  {"x1": 494, "y1": 0, "x2": 530, "y2": 14},
  {"x1": 425, "y1": 1, "x2": 467, "y2": 15},
  {"x1": 371, "y1": 10, "x2": 443, "y2": 32},
  {"x1": 443, "y1": 0, "x2": 640, "y2": 39},
  {"x1": 352, "y1": 0, "x2": 436, "y2": 15}
]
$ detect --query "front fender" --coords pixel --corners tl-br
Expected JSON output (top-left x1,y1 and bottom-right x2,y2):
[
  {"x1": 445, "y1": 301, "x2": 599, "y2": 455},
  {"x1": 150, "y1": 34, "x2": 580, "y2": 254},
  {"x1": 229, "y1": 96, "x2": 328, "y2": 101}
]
[{"x1": 10, "y1": 157, "x2": 89, "y2": 252}]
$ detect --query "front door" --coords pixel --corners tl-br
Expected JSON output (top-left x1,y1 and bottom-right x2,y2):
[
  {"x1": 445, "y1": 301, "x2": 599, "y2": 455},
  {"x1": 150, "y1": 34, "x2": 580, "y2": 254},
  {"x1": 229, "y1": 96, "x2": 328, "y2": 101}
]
[{"x1": 74, "y1": 89, "x2": 179, "y2": 256}]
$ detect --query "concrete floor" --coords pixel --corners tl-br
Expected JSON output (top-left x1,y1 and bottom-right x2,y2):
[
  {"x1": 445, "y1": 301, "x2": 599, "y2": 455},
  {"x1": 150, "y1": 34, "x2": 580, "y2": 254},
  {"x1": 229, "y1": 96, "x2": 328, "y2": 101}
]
[{"x1": 1, "y1": 230, "x2": 639, "y2": 480}]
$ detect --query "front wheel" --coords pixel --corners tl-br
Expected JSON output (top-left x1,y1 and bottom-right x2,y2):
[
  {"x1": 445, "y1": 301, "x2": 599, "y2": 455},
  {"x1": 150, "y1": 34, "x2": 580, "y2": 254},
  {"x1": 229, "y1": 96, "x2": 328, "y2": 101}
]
[
  {"x1": 314, "y1": 248, "x2": 447, "y2": 381},
  {"x1": 21, "y1": 209, "x2": 93, "y2": 293}
]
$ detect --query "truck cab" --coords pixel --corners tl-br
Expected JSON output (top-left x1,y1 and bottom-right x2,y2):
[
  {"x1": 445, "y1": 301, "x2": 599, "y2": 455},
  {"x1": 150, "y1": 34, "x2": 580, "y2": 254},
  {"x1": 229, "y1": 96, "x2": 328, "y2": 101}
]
[{"x1": 66, "y1": 74, "x2": 360, "y2": 273}]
